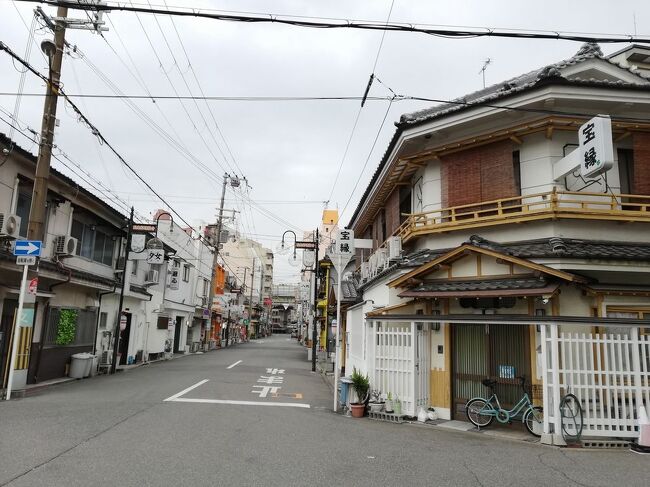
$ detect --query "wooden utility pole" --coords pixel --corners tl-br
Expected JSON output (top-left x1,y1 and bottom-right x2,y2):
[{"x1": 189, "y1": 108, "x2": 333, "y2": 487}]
[{"x1": 27, "y1": 5, "x2": 68, "y2": 241}]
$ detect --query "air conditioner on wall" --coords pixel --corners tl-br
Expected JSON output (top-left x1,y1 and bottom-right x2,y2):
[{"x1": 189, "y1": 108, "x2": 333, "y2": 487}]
[
  {"x1": 54, "y1": 235, "x2": 78, "y2": 255},
  {"x1": 388, "y1": 236, "x2": 402, "y2": 259},
  {"x1": 0, "y1": 213, "x2": 21, "y2": 239}
]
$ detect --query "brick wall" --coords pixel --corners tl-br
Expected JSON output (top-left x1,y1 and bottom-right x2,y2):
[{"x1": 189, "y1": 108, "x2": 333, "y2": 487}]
[
  {"x1": 633, "y1": 132, "x2": 650, "y2": 195},
  {"x1": 441, "y1": 140, "x2": 516, "y2": 207}
]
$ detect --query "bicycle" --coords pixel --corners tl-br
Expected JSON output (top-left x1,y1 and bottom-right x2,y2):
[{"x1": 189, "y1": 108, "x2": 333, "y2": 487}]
[{"x1": 465, "y1": 376, "x2": 544, "y2": 437}]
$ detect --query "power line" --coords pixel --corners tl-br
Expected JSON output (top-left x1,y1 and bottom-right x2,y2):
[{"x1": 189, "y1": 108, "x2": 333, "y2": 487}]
[
  {"x1": 0, "y1": 39, "x2": 218, "y2": 251},
  {"x1": 17, "y1": 1, "x2": 650, "y2": 44},
  {"x1": 0, "y1": 92, "x2": 393, "y2": 101},
  {"x1": 340, "y1": 98, "x2": 395, "y2": 220}
]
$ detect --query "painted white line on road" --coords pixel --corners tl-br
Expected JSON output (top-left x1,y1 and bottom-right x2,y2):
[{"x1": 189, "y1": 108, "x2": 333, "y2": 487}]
[
  {"x1": 163, "y1": 379, "x2": 209, "y2": 402},
  {"x1": 227, "y1": 360, "x2": 242, "y2": 369},
  {"x1": 168, "y1": 398, "x2": 310, "y2": 408}
]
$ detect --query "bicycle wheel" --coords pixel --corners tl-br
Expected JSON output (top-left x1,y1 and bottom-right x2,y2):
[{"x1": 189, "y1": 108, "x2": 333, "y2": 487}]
[
  {"x1": 465, "y1": 398, "x2": 494, "y2": 428},
  {"x1": 523, "y1": 406, "x2": 544, "y2": 437},
  {"x1": 560, "y1": 393, "x2": 583, "y2": 442}
]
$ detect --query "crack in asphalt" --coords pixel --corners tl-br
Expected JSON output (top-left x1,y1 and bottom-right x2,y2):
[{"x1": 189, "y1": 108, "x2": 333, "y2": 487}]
[
  {"x1": 536, "y1": 452, "x2": 590, "y2": 487},
  {"x1": 463, "y1": 460, "x2": 486, "y2": 487},
  {"x1": 1, "y1": 402, "x2": 160, "y2": 487}
]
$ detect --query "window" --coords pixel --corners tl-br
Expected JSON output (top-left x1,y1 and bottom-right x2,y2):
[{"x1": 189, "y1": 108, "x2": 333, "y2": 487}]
[
  {"x1": 70, "y1": 219, "x2": 114, "y2": 266},
  {"x1": 183, "y1": 264, "x2": 190, "y2": 282},
  {"x1": 15, "y1": 192, "x2": 31, "y2": 237},
  {"x1": 203, "y1": 279, "x2": 209, "y2": 297},
  {"x1": 131, "y1": 259, "x2": 138, "y2": 275},
  {"x1": 617, "y1": 148, "x2": 634, "y2": 194},
  {"x1": 157, "y1": 316, "x2": 169, "y2": 330}
]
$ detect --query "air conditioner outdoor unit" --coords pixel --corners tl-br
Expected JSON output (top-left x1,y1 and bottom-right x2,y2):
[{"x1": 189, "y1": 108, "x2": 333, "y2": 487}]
[
  {"x1": 360, "y1": 262, "x2": 369, "y2": 281},
  {"x1": 54, "y1": 235, "x2": 78, "y2": 255},
  {"x1": 100, "y1": 350, "x2": 112, "y2": 366},
  {"x1": 376, "y1": 248, "x2": 389, "y2": 271},
  {"x1": 388, "y1": 236, "x2": 402, "y2": 259},
  {"x1": 144, "y1": 269, "x2": 159, "y2": 285},
  {"x1": 0, "y1": 213, "x2": 21, "y2": 239}
]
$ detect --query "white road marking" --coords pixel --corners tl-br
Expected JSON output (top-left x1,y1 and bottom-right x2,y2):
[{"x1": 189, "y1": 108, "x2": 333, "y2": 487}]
[
  {"x1": 251, "y1": 385, "x2": 281, "y2": 398},
  {"x1": 227, "y1": 360, "x2": 242, "y2": 369},
  {"x1": 168, "y1": 398, "x2": 310, "y2": 408},
  {"x1": 257, "y1": 376, "x2": 284, "y2": 385},
  {"x1": 163, "y1": 379, "x2": 209, "y2": 402}
]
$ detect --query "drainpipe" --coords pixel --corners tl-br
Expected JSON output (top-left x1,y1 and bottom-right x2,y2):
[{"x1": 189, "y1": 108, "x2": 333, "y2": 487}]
[
  {"x1": 10, "y1": 177, "x2": 19, "y2": 213},
  {"x1": 93, "y1": 235, "x2": 123, "y2": 355}
]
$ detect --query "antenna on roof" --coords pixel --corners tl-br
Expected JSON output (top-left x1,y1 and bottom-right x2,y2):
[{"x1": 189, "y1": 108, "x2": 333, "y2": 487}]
[{"x1": 479, "y1": 58, "x2": 492, "y2": 88}]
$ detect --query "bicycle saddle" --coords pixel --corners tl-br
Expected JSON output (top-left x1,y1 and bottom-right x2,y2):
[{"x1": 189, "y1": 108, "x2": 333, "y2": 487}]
[{"x1": 482, "y1": 379, "x2": 497, "y2": 388}]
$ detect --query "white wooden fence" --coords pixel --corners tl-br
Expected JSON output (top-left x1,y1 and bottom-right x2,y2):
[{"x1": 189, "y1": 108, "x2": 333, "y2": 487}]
[
  {"x1": 541, "y1": 324, "x2": 650, "y2": 439},
  {"x1": 366, "y1": 321, "x2": 430, "y2": 416}
]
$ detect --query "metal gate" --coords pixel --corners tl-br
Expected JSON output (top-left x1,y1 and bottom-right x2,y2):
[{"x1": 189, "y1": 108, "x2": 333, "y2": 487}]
[
  {"x1": 453, "y1": 323, "x2": 530, "y2": 417},
  {"x1": 367, "y1": 321, "x2": 430, "y2": 416}
]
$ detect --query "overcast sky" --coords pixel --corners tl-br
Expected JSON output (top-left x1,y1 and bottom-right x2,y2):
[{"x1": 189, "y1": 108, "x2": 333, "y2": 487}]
[{"x1": 1, "y1": 0, "x2": 649, "y2": 282}]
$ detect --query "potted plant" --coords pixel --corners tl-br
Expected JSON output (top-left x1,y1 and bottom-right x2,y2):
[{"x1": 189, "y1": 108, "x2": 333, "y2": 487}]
[
  {"x1": 385, "y1": 392, "x2": 394, "y2": 413},
  {"x1": 350, "y1": 368, "x2": 370, "y2": 418},
  {"x1": 393, "y1": 395, "x2": 402, "y2": 415},
  {"x1": 368, "y1": 389, "x2": 384, "y2": 413}
]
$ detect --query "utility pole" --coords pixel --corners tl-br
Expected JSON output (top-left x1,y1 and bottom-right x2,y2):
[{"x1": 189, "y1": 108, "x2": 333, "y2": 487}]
[
  {"x1": 110, "y1": 207, "x2": 133, "y2": 374},
  {"x1": 205, "y1": 174, "x2": 229, "y2": 349},
  {"x1": 27, "y1": 5, "x2": 68, "y2": 241},
  {"x1": 247, "y1": 259, "x2": 255, "y2": 339},
  {"x1": 311, "y1": 228, "x2": 319, "y2": 372}
]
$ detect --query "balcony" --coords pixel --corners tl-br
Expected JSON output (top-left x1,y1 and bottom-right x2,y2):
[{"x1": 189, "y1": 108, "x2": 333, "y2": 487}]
[{"x1": 396, "y1": 189, "x2": 650, "y2": 243}]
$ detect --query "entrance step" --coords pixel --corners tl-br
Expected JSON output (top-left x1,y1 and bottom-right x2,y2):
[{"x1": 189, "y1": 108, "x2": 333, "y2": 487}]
[
  {"x1": 436, "y1": 420, "x2": 476, "y2": 432},
  {"x1": 368, "y1": 411, "x2": 405, "y2": 423}
]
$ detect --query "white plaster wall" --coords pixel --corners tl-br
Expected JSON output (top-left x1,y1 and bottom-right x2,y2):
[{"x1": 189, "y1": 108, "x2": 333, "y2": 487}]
[{"x1": 420, "y1": 160, "x2": 442, "y2": 213}]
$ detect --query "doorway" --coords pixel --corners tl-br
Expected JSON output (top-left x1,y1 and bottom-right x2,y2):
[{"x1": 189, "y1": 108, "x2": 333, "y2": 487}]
[
  {"x1": 452, "y1": 323, "x2": 530, "y2": 418},
  {"x1": 118, "y1": 313, "x2": 132, "y2": 365},
  {"x1": 173, "y1": 316, "x2": 183, "y2": 353}
]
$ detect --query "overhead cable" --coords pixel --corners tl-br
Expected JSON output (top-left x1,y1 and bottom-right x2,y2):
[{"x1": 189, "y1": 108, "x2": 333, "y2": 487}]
[{"x1": 16, "y1": 0, "x2": 650, "y2": 44}]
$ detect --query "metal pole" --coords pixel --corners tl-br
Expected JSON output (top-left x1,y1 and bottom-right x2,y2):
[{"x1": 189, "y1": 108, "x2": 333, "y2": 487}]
[
  {"x1": 110, "y1": 207, "x2": 133, "y2": 374},
  {"x1": 205, "y1": 174, "x2": 228, "y2": 348},
  {"x1": 248, "y1": 260, "x2": 255, "y2": 339},
  {"x1": 333, "y1": 252, "x2": 342, "y2": 411},
  {"x1": 311, "y1": 228, "x2": 319, "y2": 372},
  {"x1": 27, "y1": 5, "x2": 67, "y2": 241},
  {"x1": 5, "y1": 264, "x2": 29, "y2": 400}
]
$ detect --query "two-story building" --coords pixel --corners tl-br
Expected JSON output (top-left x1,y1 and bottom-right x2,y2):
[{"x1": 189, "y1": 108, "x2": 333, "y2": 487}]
[
  {"x1": 344, "y1": 43, "x2": 650, "y2": 443},
  {"x1": 1, "y1": 132, "x2": 125, "y2": 388}
]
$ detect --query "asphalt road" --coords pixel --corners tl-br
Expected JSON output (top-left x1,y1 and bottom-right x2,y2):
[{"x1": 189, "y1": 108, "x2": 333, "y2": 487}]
[{"x1": 1, "y1": 335, "x2": 647, "y2": 486}]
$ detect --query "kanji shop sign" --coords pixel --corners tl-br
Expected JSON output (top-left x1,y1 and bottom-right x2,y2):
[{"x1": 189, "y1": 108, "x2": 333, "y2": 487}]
[
  {"x1": 335, "y1": 229, "x2": 354, "y2": 256},
  {"x1": 579, "y1": 116, "x2": 613, "y2": 179}
]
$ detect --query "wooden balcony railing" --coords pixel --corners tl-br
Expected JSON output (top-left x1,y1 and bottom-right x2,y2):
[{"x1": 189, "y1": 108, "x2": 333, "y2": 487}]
[{"x1": 396, "y1": 189, "x2": 650, "y2": 242}]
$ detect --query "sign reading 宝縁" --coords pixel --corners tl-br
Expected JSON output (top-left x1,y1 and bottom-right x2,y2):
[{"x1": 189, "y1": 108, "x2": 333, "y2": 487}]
[{"x1": 579, "y1": 115, "x2": 613, "y2": 179}]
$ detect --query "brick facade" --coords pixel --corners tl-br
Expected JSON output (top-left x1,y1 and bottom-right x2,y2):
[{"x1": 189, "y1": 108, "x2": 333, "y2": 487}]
[
  {"x1": 441, "y1": 140, "x2": 516, "y2": 207},
  {"x1": 633, "y1": 132, "x2": 650, "y2": 195}
]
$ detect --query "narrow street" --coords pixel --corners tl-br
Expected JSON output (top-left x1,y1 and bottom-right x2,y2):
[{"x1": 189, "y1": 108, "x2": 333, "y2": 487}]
[{"x1": 0, "y1": 337, "x2": 646, "y2": 487}]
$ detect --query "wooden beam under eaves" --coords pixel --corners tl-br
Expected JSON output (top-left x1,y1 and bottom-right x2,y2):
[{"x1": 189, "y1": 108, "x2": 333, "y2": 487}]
[
  {"x1": 545, "y1": 126, "x2": 554, "y2": 139},
  {"x1": 510, "y1": 135, "x2": 523, "y2": 145},
  {"x1": 614, "y1": 131, "x2": 631, "y2": 143}
]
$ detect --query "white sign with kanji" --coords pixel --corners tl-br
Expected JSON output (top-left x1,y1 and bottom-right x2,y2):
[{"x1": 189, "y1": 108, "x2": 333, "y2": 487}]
[
  {"x1": 146, "y1": 248, "x2": 165, "y2": 264},
  {"x1": 579, "y1": 116, "x2": 613, "y2": 179},
  {"x1": 336, "y1": 229, "x2": 354, "y2": 256}
]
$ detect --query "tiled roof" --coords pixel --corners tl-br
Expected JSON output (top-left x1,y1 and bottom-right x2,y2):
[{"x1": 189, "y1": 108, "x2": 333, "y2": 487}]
[
  {"x1": 467, "y1": 235, "x2": 650, "y2": 261},
  {"x1": 347, "y1": 42, "x2": 650, "y2": 230},
  {"x1": 340, "y1": 279, "x2": 359, "y2": 301},
  {"x1": 408, "y1": 277, "x2": 549, "y2": 293},
  {"x1": 399, "y1": 43, "x2": 650, "y2": 126}
]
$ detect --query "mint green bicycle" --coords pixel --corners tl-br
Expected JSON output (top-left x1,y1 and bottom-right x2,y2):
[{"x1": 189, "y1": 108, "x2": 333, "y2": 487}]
[{"x1": 465, "y1": 376, "x2": 544, "y2": 437}]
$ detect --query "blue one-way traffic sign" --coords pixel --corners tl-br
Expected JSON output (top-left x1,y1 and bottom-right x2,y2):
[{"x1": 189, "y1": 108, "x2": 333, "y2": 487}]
[{"x1": 13, "y1": 240, "x2": 42, "y2": 256}]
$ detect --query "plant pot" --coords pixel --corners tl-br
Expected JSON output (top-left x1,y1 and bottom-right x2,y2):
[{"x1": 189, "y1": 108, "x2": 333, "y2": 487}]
[
  {"x1": 350, "y1": 403, "x2": 366, "y2": 418},
  {"x1": 394, "y1": 401, "x2": 402, "y2": 415},
  {"x1": 384, "y1": 400, "x2": 393, "y2": 413},
  {"x1": 369, "y1": 402, "x2": 384, "y2": 413}
]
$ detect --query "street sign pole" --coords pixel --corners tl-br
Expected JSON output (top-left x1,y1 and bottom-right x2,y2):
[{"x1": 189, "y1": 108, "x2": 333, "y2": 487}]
[
  {"x1": 111, "y1": 206, "x2": 133, "y2": 374},
  {"x1": 5, "y1": 263, "x2": 29, "y2": 400},
  {"x1": 334, "y1": 252, "x2": 342, "y2": 412}
]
